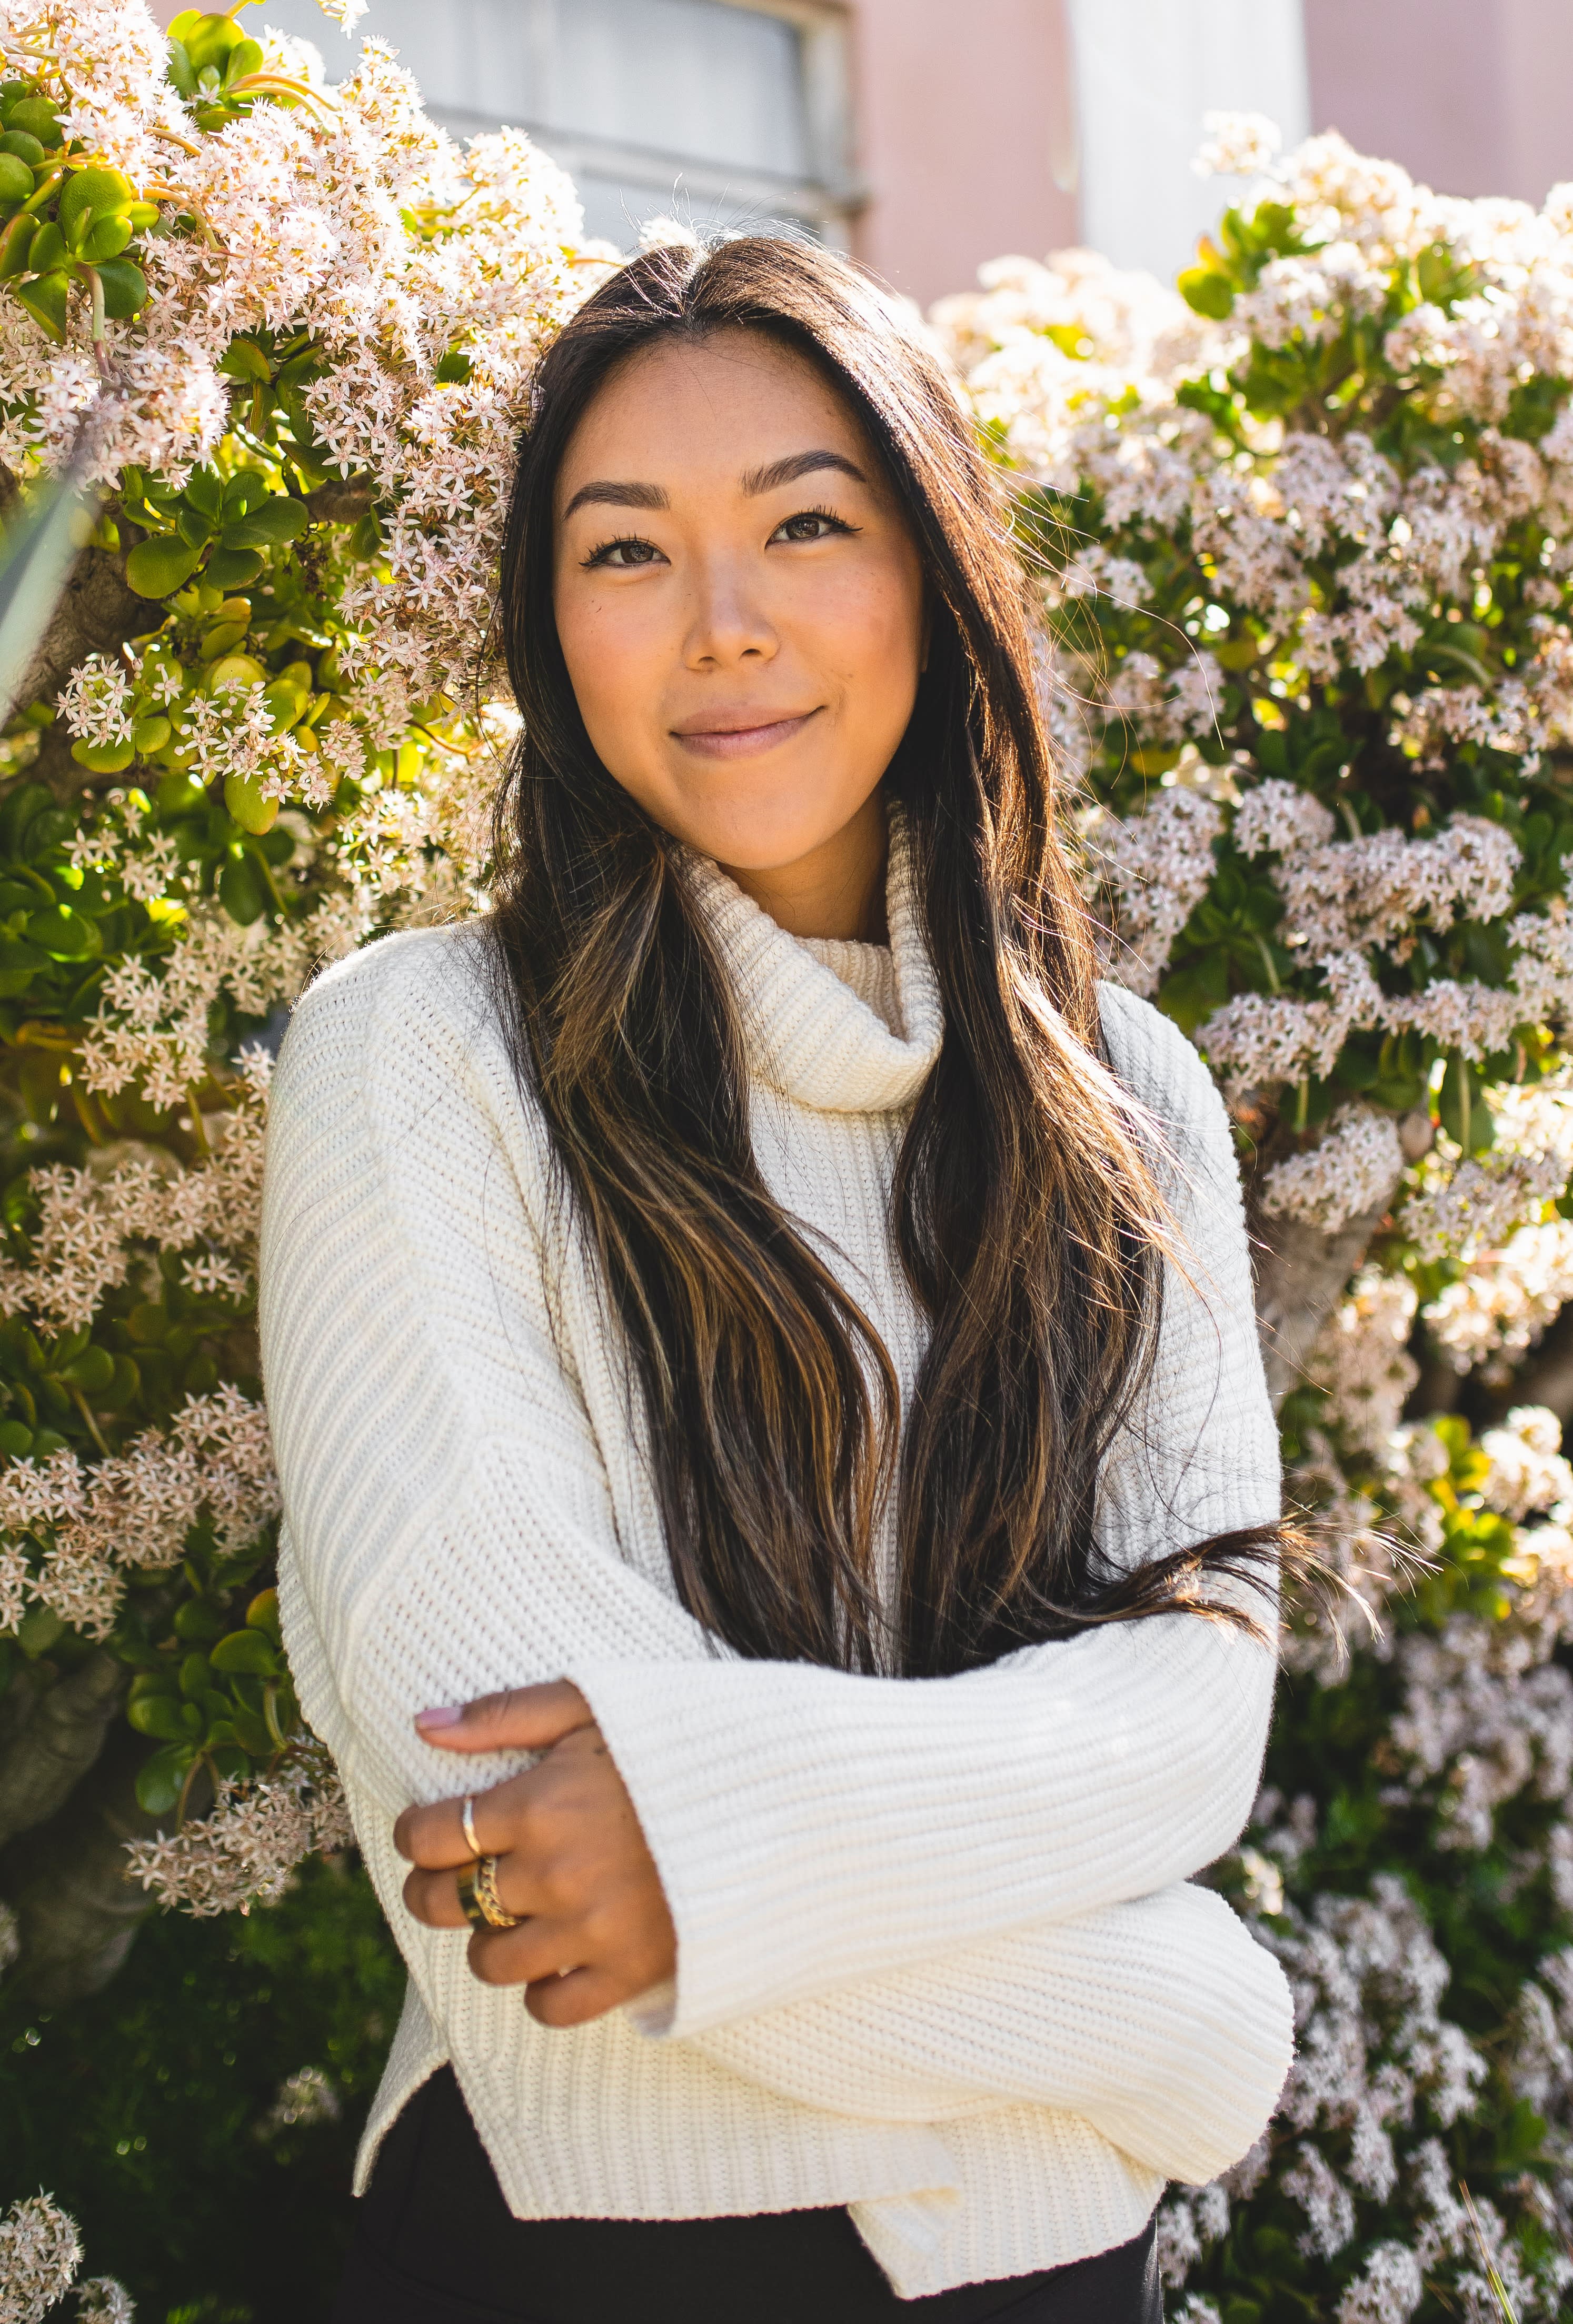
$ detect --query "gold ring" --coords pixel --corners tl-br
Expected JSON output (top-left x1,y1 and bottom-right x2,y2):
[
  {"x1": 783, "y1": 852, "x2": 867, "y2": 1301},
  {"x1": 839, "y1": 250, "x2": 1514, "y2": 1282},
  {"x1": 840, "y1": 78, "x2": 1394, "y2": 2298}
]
[
  {"x1": 472, "y1": 1853, "x2": 522, "y2": 1930},
  {"x1": 460, "y1": 1794, "x2": 482, "y2": 1858},
  {"x1": 454, "y1": 1860, "x2": 489, "y2": 1931}
]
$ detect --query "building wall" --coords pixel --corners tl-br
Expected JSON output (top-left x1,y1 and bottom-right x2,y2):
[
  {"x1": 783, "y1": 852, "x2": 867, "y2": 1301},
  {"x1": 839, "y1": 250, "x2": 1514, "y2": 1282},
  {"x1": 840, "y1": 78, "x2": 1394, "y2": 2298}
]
[
  {"x1": 846, "y1": 0, "x2": 1077, "y2": 307},
  {"x1": 144, "y1": 0, "x2": 1081, "y2": 302},
  {"x1": 1304, "y1": 0, "x2": 1573, "y2": 206},
  {"x1": 143, "y1": 0, "x2": 1573, "y2": 308}
]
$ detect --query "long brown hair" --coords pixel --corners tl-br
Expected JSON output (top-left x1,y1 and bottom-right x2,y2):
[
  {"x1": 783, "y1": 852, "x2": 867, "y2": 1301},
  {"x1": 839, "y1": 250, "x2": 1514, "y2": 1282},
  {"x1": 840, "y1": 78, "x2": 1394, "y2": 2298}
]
[{"x1": 490, "y1": 236, "x2": 1278, "y2": 1678}]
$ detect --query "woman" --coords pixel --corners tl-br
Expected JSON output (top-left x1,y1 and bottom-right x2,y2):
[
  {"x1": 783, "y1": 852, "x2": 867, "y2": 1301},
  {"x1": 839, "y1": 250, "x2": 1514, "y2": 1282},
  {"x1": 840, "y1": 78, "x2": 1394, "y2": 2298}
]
[{"x1": 260, "y1": 237, "x2": 1294, "y2": 2323}]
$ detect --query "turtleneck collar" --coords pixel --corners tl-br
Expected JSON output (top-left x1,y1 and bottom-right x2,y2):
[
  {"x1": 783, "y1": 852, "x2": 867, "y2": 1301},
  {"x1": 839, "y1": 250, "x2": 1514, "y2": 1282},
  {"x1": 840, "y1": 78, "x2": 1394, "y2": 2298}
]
[{"x1": 686, "y1": 806, "x2": 943, "y2": 1114}]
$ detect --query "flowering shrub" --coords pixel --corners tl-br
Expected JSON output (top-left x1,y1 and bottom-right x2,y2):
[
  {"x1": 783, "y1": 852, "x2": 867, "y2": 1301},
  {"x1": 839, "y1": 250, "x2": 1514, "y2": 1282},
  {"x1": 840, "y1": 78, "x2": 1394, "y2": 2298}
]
[
  {"x1": 932, "y1": 115, "x2": 1573, "y2": 2324},
  {"x1": 0, "y1": 0, "x2": 592, "y2": 2014},
  {"x1": 5, "y1": 4, "x2": 1573, "y2": 2311}
]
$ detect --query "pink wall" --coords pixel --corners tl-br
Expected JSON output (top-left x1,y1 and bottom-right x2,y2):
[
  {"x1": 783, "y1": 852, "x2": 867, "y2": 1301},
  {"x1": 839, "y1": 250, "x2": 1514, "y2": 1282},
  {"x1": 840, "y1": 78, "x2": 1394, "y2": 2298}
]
[
  {"x1": 1305, "y1": 0, "x2": 1573, "y2": 206},
  {"x1": 847, "y1": 0, "x2": 1078, "y2": 308}
]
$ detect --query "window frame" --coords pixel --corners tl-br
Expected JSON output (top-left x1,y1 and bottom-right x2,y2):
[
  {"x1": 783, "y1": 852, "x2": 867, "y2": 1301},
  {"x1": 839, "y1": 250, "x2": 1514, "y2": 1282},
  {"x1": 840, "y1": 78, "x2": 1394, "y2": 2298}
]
[{"x1": 520, "y1": 0, "x2": 863, "y2": 248}]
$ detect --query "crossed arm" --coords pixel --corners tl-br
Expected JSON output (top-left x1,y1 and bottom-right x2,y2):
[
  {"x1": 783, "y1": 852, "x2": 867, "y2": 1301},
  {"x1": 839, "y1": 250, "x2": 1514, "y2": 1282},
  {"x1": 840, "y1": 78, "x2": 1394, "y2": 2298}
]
[
  {"x1": 392, "y1": 1675, "x2": 1290, "y2": 2188},
  {"x1": 261, "y1": 940, "x2": 1291, "y2": 2193}
]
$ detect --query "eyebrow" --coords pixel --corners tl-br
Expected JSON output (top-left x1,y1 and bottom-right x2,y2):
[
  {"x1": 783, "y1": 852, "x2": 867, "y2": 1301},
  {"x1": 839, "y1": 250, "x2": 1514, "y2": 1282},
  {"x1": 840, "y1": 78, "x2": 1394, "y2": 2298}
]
[
  {"x1": 561, "y1": 477, "x2": 670, "y2": 520},
  {"x1": 740, "y1": 449, "x2": 869, "y2": 496},
  {"x1": 561, "y1": 448, "x2": 868, "y2": 522}
]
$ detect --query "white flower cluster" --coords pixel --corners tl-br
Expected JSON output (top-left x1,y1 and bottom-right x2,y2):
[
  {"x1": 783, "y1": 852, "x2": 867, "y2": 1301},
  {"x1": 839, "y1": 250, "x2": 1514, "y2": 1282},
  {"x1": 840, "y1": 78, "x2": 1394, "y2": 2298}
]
[
  {"x1": 1180, "y1": 953, "x2": 1368, "y2": 1093},
  {"x1": 1333, "y1": 2241, "x2": 1425, "y2": 2324},
  {"x1": 1263, "y1": 1104, "x2": 1406, "y2": 1234},
  {"x1": 73, "y1": 2285, "x2": 133, "y2": 2324},
  {"x1": 1509, "y1": 1948, "x2": 1573, "y2": 2113},
  {"x1": 297, "y1": 110, "x2": 591, "y2": 701},
  {"x1": 79, "y1": 911, "x2": 309, "y2": 1114},
  {"x1": 3, "y1": 0, "x2": 595, "y2": 1023},
  {"x1": 1094, "y1": 786, "x2": 1222, "y2": 994},
  {"x1": 1153, "y1": 2181, "x2": 1230, "y2": 2288},
  {"x1": 1235, "y1": 243, "x2": 1390, "y2": 356},
  {"x1": 56, "y1": 658, "x2": 134, "y2": 751},
  {"x1": 1164, "y1": 1853, "x2": 1573, "y2": 2318},
  {"x1": 1200, "y1": 905, "x2": 1573, "y2": 1092},
  {"x1": 930, "y1": 247, "x2": 1213, "y2": 403},
  {"x1": 1232, "y1": 779, "x2": 1336, "y2": 860},
  {"x1": 1395, "y1": 1614, "x2": 1573, "y2": 1855},
  {"x1": 1274, "y1": 1874, "x2": 1487, "y2": 2173},
  {"x1": 1267, "y1": 813, "x2": 1520, "y2": 960},
  {"x1": 0, "y1": 1386, "x2": 277, "y2": 1643},
  {"x1": 1423, "y1": 1216, "x2": 1573, "y2": 1375},
  {"x1": 0, "y1": 1102, "x2": 264, "y2": 1334},
  {"x1": 1481, "y1": 1403, "x2": 1573, "y2": 1522},
  {"x1": 1309, "y1": 1269, "x2": 1420, "y2": 1455},
  {"x1": 0, "y1": 2, "x2": 586, "y2": 525},
  {"x1": 171, "y1": 684, "x2": 300, "y2": 804},
  {"x1": 125, "y1": 1742, "x2": 352, "y2": 1915},
  {"x1": 0, "y1": 2194, "x2": 82, "y2": 2324},
  {"x1": 1401, "y1": 1072, "x2": 1573, "y2": 1262},
  {"x1": 1194, "y1": 110, "x2": 1282, "y2": 183}
]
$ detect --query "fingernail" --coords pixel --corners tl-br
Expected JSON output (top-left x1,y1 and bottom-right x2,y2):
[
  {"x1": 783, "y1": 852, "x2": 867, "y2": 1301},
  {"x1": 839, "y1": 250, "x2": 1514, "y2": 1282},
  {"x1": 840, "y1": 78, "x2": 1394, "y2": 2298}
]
[{"x1": 415, "y1": 1705, "x2": 463, "y2": 1730}]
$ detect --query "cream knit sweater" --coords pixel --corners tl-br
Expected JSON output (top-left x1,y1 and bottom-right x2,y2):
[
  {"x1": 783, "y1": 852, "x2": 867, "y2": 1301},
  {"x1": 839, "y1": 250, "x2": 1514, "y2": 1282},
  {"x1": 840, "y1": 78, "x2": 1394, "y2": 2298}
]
[{"x1": 259, "y1": 824, "x2": 1293, "y2": 2300}]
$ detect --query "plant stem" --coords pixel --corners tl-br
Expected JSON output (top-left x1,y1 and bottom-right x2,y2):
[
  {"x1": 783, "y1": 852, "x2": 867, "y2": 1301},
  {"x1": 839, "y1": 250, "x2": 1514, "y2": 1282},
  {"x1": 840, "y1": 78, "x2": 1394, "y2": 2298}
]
[
  {"x1": 68, "y1": 1385, "x2": 108, "y2": 1457},
  {"x1": 185, "y1": 1085, "x2": 212, "y2": 1160}
]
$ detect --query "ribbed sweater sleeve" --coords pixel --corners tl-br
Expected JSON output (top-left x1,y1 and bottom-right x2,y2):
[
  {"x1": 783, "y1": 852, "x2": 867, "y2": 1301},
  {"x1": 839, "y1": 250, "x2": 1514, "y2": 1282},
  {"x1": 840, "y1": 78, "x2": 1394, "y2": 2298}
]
[
  {"x1": 571, "y1": 989, "x2": 1283, "y2": 2037},
  {"x1": 691, "y1": 1883, "x2": 1292, "y2": 2188}
]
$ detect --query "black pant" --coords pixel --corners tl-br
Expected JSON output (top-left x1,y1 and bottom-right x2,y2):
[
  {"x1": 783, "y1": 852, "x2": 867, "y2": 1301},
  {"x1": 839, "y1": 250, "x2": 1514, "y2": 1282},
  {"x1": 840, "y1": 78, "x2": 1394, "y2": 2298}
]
[{"x1": 333, "y1": 2068, "x2": 1162, "y2": 2322}]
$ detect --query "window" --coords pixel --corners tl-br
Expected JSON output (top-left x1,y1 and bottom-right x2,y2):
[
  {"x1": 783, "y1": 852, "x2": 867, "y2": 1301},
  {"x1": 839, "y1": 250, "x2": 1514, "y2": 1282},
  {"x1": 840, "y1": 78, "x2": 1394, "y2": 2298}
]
[{"x1": 258, "y1": 0, "x2": 858, "y2": 250}]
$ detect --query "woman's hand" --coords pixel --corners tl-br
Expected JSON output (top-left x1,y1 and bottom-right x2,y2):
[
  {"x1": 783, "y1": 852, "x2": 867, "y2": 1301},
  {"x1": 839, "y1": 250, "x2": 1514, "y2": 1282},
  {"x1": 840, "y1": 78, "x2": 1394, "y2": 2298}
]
[{"x1": 394, "y1": 1679, "x2": 676, "y2": 2028}]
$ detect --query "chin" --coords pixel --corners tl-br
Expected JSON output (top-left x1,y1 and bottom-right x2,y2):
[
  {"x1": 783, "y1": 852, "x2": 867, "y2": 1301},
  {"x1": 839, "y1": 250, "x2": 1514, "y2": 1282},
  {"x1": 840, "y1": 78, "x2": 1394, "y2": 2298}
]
[
  {"x1": 688, "y1": 814, "x2": 850, "y2": 873},
  {"x1": 664, "y1": 786, "x2": 856, "y2": 873}
]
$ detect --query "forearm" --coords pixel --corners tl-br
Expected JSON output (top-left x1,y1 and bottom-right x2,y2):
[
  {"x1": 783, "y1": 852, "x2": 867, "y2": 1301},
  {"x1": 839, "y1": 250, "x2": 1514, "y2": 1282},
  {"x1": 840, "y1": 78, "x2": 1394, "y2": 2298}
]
[
  {"x1": 571, "y1": 1609, "x2": 1276, "y2": 2035},
  {"x1": 684, "y1": 1882, "x2": 1292, "y2": 2186}
]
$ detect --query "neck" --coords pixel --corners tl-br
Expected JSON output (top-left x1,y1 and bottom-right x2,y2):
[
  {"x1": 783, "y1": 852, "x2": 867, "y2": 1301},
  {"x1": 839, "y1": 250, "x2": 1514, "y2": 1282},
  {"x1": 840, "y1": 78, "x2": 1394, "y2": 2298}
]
[{"x1": 721, "y1": 790, "x2": 889, "y2": 942}]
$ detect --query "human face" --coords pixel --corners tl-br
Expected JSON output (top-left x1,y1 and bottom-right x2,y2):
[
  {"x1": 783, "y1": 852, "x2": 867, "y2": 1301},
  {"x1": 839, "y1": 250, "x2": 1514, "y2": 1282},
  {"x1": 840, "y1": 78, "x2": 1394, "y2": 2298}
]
[{"x1": 552, "y1": 329, "x2": 927, "y2": 941}]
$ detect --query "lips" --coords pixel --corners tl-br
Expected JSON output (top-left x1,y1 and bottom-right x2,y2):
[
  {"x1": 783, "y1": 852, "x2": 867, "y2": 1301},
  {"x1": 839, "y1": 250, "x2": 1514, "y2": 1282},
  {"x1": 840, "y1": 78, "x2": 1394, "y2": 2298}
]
[{"x1": 670, "y1": 709, "x2": 819, "y2": 760}]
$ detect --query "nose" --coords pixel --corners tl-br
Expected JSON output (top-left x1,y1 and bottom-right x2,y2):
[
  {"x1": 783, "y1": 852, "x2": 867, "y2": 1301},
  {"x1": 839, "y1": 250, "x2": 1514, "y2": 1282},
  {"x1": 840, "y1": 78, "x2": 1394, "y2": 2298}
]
[{"x1": 682, "y1": 547, "x2": 779, "y2": 670}]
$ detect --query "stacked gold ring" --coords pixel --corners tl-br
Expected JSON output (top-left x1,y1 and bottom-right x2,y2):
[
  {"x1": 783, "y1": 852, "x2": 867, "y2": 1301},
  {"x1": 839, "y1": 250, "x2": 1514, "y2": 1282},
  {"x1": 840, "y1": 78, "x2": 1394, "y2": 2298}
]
[{"x1": 456, "y1": 1854, "x2": 521, "y2": 1931}]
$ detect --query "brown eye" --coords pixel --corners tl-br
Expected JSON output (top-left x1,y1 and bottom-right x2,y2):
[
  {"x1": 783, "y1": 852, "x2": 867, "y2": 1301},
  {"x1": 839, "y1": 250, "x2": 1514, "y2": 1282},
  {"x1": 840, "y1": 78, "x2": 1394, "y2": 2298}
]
[
  {"x1": 771, "y1": 509, "x2": 854, "y2": 545},
  {"x1": 585, "y1": 536, "x2": 664, "y2": 570}
]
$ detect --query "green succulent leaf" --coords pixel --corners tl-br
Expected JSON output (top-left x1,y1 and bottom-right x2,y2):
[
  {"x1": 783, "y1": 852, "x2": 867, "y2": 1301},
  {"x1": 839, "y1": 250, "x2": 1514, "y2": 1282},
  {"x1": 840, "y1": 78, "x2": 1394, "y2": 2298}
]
[
  {"x1": 11, "y1": 265, "x2": 67, "y2": 340},
  {"x1": 134, "y1": 1741, "x2": 200, "y2": 1817},
  {"x1": 208, "y1": 1629, "x2": 279, "y2": 1677},
  {"x1": 125, "y1": 534, "x2": 202, "y2": 597},
  {"x1": 95, "y1": 255, "x2": 147, "y2": 318},
  {"x1": 1178, "y1": 265, "x2": 1236, "y2": 319},
  {"x1": 221, "y1": 497, "x2": 307, "y2": 550},
  {"x1": 205, "y1": 545, "x2": 265, "y2": 591},
  {"x1": 0, "y1": 151, "x2": 34, "y2": 207},
  {"x1": 25, "y1": 904, "x2": 101, "y2": 960},
  {"x1": 127, "y1": 1693, "x2": 196, "y2": 1743}
]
